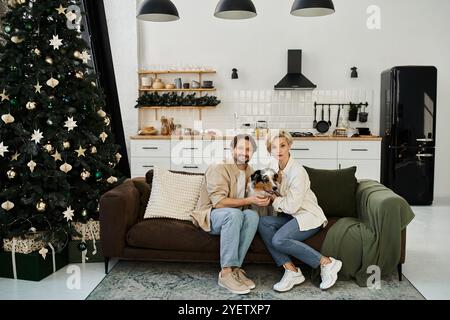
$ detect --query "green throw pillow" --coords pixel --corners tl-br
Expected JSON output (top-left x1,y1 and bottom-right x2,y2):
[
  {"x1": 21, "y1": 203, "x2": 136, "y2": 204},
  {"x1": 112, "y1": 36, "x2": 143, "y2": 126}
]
[{"x1": 303, "y1": 166, "x2": 358, "y2": 218}]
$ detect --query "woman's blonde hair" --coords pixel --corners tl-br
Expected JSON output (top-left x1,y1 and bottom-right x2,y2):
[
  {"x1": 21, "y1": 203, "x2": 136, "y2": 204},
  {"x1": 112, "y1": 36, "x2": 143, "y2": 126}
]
[{"x1": 266, "y1": 130, "x2": 294, "y2": 153}]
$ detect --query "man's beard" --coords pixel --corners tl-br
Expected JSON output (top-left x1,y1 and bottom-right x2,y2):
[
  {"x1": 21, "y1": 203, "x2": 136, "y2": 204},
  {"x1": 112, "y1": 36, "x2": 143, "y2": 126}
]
[{"x1": 235, "y1": 156, "x2": 250, "y2": 165}]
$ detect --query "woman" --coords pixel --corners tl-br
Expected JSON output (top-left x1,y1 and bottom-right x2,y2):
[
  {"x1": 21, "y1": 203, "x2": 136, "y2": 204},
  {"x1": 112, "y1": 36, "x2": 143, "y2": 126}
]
[{"x1": 258, "y1": 130, "x2": 342, "y2": 292}]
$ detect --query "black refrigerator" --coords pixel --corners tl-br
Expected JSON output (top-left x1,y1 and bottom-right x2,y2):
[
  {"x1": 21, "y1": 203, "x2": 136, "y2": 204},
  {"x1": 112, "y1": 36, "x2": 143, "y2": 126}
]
[{"x1": 380, "y1": 66, "x2": 437, "y2": 205}]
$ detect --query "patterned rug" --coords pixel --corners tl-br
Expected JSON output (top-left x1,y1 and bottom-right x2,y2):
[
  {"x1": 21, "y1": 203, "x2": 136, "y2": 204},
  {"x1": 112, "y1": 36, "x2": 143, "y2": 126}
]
[{"x1": 87, "y1": 261, "x2": 424, "y2": 300}]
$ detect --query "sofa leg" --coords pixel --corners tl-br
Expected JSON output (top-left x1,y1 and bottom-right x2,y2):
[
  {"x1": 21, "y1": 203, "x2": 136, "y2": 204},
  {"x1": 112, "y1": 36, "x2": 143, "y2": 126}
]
[
  {"x1": 105, "y1": 257, "x2": 110, "y2": 274},
  {"x1": 397, "y1": 263, "x2": 403, "y2": 281}
]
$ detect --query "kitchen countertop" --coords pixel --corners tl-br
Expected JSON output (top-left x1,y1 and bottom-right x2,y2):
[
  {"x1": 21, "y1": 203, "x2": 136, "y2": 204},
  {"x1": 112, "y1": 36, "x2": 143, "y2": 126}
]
[{"x1": 130, "y1": 135, "x2": 382, "y2": 141}]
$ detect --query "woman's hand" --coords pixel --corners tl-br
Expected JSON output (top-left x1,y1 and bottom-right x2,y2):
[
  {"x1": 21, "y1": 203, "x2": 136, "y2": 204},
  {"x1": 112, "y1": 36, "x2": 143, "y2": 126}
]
[{"x1": 247, "y1": 195, "x2": 271, "y2": 207}]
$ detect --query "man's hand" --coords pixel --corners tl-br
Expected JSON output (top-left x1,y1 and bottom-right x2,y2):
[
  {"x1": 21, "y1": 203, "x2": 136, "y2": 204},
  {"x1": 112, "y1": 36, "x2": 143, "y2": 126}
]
[{"x1": 247, "y1": 195, "x2": 271, "y2": 207}]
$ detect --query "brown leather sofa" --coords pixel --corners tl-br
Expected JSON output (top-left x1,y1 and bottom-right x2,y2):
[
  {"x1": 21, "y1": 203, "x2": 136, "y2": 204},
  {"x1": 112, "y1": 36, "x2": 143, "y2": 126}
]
[{"x1": 99, "y1": 176, "x2": 406, "y2": 279}]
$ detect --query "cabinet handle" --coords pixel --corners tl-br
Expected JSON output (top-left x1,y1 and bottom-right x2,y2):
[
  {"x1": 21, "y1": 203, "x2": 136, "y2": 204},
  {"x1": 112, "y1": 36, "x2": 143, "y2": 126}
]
[
  {"x1": 416, "y1": 153, "x2": 433, "y2": 158},
  {"x1": 142, "y1": 147, "x2": 158, "y2": 150},
  {"x1": 142, "y1": 165, "x2": 154, "y2": 168},
  {"x1": 292, "y1": 148, "x2": 310, "y2": 151},
  {"x1": 183, "y1": 166, "x2": 199, "y2": 169},
  {"x1": 351, "y1": 148, "x2": 368, "y2": 152},
  {"x1": 183, "y1": 148, "x2": 199, "y2": 150}
]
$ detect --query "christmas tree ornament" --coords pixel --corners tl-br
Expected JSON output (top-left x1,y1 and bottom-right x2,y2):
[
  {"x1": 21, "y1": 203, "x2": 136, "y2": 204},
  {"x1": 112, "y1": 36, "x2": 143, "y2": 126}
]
[
  {"x1": 47, "y1": 15, "x2": 55, "y2": 22},
  {"x1": 63, "y1": 141, "x2": 71, "y2": 149},
  {"x1": 46, "y1": 77, "x2": 59, "y2": 88},
  {"x1": 11, "y1": 36, "x2": 24, "y2": 44},
  {"x1": 47, "y1": 119, "x2": 53, "y2": 125},
  {"x1": 27, "y1": 160, "x2": 37, "y2": 172},
  {"x1": 0, "y1": 142, "x2": 10, "y2": 157},
  {"x1": 95, "y1": 170, "x2": 103, "y2": 180},
  {"x1": 91, "y1": 81, "x2": 97, "y2": 87},
  {"x1": 0, "y1": 89, "x2": 10, "y2": 102},
  {"x1": 25, "y1": 23, "x2": 33, "y2": 31},
  {"x1": 81, "y1": 50, "x2": 91, "y2": 64},
  {"x1": 77, "y1": 242, "x2": 87, "y2": 252},
  {"x1": 63, "y1": 206, "x2": 75, "y2": 221},
  {"x1": 97, "y1": 109, "x2": 106, "y2": 118},
  {"x1": 31, "y1": 129, "x2": 44, "y2": 144},
  {"x1": 52, "y1": 150, "x2": 62, "y2": 162},
  {"x1": 66, "y1": 10, "x2": 77, "y2": 22},
  {"x1": 34, "y1": 82, "x2": 42, "y2": 93},
  {"x1": 7, "y1": 169, "x2": 17, "y2": 180},
  {"x1": 9, "y1": 98, "x2": 18, "y2": 107},
  {"x1": 36, "y1": 199, "x2": 47, "y2": 212},
  {"x1": 75, "y1": 146, "x2": 86, "y2": 157},
  {"x1": 49, "y1": 34, "x2": 63, "y2": 50},
  {"x1": 81, "y1": 209, "x2": 88, "y2": 217},
  {"x1": 39, "y1": 247, "x2": 48, "y2": 259},
  {"x1": 104, "y1": 117, "x2": 111, "y2": 126},
  {"x1": 29, "y1": 227, "x2": 37, "y2": 233},
  {"x1": 62, "y1": 96, "x2": 70, "y2": 103},
  {"x1": 116, "y1": 153, "x2": 122, "y2": 162},
  {"x1": 4, "y1": 25, "x2": 12, "y2": 34},
  {"x1": 43, "y1": 143, "x2": 54, "y2": 153},
  {"x1": 107, "y1": 176, "x2": 118, "y2": 184},
  {"x1": 64, "y1": 117, "x2": 78, "y2": 131},
  {"x1": 1, "y1": 201, "x2": 15, "y2": 211},
  {"x1": 11, "y1": 152, "x2": 20, "y2": 161},
  {"x1": 10, "y1": 65, "x2": 18, "y2": 72},
  {"x1": 26, "y1": 101, "x2": 37, "y2": 110},
  {"x1": 1, "y1": 113, "x2": 15, "y2": 124},
  {"x1": 60, "y1": 162, "x2": 73, "y2": 174},
  {"x1": 56, "y1": 4, "x2": 66, "y2": 15},
  {"x1": 45, "y1": 57, "x2": 53, "y2": 64},
  {"x1": 73, "y1": 51, "x2": 81, "y2": 58},
  {"x1": 47, "y1": 102, "x2": 53, "y2": 109},
  {"x1": 90, "y1": 146, "x2": 97, "y2": 154},
  {"x1": 33, "y1": 48, "x2": 41, "y2": 56},
  {"x1": 99, "y1": 132, "x2": 108, "y2": 143},
  {"x1": 75, "y1": 71, "x2": 84, "y2": 79},
  {"x1": 80, "y1": 169, "x2": 91, "y2": 181}
]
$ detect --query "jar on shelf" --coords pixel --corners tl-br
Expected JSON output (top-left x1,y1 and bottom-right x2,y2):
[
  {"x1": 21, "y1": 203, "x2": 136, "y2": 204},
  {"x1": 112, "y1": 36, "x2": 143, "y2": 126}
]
[{"x1": 152, "y1": 78, "x2": 165, "y2": 90}]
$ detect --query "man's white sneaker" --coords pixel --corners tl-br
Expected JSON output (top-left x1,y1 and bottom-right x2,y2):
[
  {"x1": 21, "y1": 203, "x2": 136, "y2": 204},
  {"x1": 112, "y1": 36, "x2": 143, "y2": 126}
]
[
  {"x1": 320, "y1": 258, "x2": 342, "y2": 290},
  {"x1": 273, "y1": 268, "x2": 306, "y2": 292}
]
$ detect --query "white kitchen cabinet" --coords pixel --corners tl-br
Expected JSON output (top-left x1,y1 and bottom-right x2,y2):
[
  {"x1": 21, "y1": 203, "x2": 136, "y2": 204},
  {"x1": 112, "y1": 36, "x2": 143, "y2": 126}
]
[
  {"x1": 130, "y1": 137, "x2": 381, "y2": 180},
  {"x1": 339, "y1": 160, "x2": 381, "y2": 181}
]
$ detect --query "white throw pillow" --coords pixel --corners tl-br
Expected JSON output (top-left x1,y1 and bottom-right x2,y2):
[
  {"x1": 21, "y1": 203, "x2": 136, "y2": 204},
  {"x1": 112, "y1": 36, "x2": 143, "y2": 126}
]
[{"x1": 143, "y1": 167, "x2": 205, "y2": 221}]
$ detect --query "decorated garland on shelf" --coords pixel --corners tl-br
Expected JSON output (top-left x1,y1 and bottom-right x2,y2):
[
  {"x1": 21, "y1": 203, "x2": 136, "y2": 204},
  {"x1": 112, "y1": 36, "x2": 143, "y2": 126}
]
[{"x1": 136, "y1": 92, "x2": 221, "y2": 107}]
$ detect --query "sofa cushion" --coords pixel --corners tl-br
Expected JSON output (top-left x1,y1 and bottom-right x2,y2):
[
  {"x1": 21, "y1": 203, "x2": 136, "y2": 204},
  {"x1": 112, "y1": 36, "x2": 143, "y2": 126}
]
[
  {"x1": 132, "y1": 178, "x2": 151, "y2": 220},
  {"x1": 145, "y1": 169, "x2": 204, "y2": 186},
  {"x1": 144, "y1": 167, "x2": 204, "y2": 221},
  {"x1": 127, "y1": 218, "x2": 220, "y2": 252},
  {"x1": 304, "y1": 166, "x2": 358, "y2": 218}
]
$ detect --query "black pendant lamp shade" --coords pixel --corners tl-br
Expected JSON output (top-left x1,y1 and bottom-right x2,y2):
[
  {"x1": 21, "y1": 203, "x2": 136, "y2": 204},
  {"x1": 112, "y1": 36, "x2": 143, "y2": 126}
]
[
  {"x1": 214, "y1": 0, "x2": 257, "y2": 20},
  {"x1": 137, "y1": 0, "x2": 180, "y2": 22},
  {"x1": 291, "y1": 0, "x2": 335, "y2": 17}
]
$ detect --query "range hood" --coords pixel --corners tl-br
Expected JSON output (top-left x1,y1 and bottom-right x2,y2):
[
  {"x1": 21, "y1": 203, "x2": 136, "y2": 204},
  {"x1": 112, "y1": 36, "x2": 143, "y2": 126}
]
[{"x1": 274, "y1": 50, "x2": 317, "y2": 90}]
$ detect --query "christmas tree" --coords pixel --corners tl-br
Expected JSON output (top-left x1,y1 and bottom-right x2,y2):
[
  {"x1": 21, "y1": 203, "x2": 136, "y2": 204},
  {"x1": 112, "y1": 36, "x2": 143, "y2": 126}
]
[{"x1": 0, "y1": 0, "x2": 125, "y2": 251}]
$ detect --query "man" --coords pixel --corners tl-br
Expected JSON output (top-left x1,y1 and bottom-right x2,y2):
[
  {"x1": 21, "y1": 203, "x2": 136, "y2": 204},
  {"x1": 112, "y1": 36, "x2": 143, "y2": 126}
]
[{"x1": 191, "y1": 134, "x2": 270, "y2": 295}]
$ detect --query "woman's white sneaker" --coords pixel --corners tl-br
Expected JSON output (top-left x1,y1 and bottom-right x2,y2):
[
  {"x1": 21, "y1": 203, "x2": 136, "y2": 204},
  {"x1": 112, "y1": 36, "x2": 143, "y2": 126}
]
[
  {"x1": 273, "y1": 268, "x2": 306, "y2": 292},
  {"x1": 320, "y1": 258, "x2": 342, "y2": 290}
]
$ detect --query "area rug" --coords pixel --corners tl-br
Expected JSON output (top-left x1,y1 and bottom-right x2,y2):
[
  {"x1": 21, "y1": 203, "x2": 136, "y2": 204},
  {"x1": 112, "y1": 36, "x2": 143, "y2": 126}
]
[{"x1": 87, "y1": 261, "x2": 424, "y2": 300}]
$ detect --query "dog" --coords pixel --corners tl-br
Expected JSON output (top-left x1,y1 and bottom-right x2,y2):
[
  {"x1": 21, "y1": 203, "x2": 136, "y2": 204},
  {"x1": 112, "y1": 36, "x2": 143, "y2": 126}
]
[{"x1": 246, "y1": 168, "x2": 281, "y2": 216}]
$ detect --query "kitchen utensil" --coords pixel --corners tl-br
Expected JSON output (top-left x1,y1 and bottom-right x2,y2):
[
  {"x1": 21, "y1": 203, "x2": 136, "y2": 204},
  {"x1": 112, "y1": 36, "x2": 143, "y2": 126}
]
[
  {"x1": 165, "y1": 84, "x2": 176, "y2": 89},
  {"x1": 359, "y1": 104, "x2": 368, "y2": 123},
  {"x1": 192, "y1": 81, "x2": 201, "y2": 89},
  {"x1": 313, "y1": 104, "x2": 317, "y2": 128},
  {"x1": 348, "y1": 103, "x2": 358, "y2": 121},
  {"x1": 183, "y1": 83, "x2": 190, "y2": 89},
  {"x1": 202, "y1": 80, "x2": 213, "y2": 88},
  {"x1": 175, "y1": 78, "x2": 182, "y2": 89},
  {"x1": 316, "y1": 105, "x2": 330, "y2": 133},
  {"x1": 336, "y1": 104, "x2": 341, "y2": 127},
  {"x1": 328, "y1": 105, "x2": 332, "y2": 126},
  {"x1": 357, "y1": 127, "x2": 371, "y2": 135}
]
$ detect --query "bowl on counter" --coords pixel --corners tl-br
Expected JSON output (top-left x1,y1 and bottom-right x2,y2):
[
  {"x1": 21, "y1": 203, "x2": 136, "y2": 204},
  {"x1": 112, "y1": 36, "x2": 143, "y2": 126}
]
[{"x1": 356, "y1": 127, "x2": 371, "y2": 135}]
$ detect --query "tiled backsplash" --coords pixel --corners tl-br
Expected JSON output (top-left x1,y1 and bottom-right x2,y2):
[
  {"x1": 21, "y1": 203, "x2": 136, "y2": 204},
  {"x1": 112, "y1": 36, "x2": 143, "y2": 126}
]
[{"x1": 141, "y1": 88, "x2": 374, "y2": 133}]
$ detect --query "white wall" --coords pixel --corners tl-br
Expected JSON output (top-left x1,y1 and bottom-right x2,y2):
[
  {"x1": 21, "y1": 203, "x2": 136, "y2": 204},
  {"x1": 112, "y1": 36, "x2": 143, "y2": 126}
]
[{"x1": 104, "y1": 0, "x2": 450, "y2": 201}]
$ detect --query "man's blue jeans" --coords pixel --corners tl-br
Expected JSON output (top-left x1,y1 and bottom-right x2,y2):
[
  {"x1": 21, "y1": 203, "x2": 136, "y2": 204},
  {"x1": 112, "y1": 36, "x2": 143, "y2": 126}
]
[
  {"x1": 258, "y1": 214, "x2": 322, "y2": 269},
  {"x1": 209, "y1": 208, "x2": 259, "y2": 269}
]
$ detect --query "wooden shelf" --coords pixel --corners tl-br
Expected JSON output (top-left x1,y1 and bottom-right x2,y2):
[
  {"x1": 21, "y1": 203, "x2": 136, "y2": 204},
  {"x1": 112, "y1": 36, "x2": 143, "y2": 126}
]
[
  {"x1": 139, "y1": 88, "x2": 216, "y2": 92},
  {"x1": 138, "y1": 106, "x2": 217, "y2": 110},
  {"x1": 138, "y1": 70, "x2": 216, "y2": 75}
]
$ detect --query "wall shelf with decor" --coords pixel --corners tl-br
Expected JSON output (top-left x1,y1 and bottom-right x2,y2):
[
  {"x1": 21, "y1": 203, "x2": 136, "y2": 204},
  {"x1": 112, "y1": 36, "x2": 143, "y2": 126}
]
[{"x1": 136, "y1": 69, "x2": 220, "y2": 130}]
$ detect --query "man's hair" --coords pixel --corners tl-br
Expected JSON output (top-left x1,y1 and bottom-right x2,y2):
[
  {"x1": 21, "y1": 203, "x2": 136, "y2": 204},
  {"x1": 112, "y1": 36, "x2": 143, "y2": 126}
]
[{"x1": 231, "y1": 134, "x2": 257, "y2": 152}]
